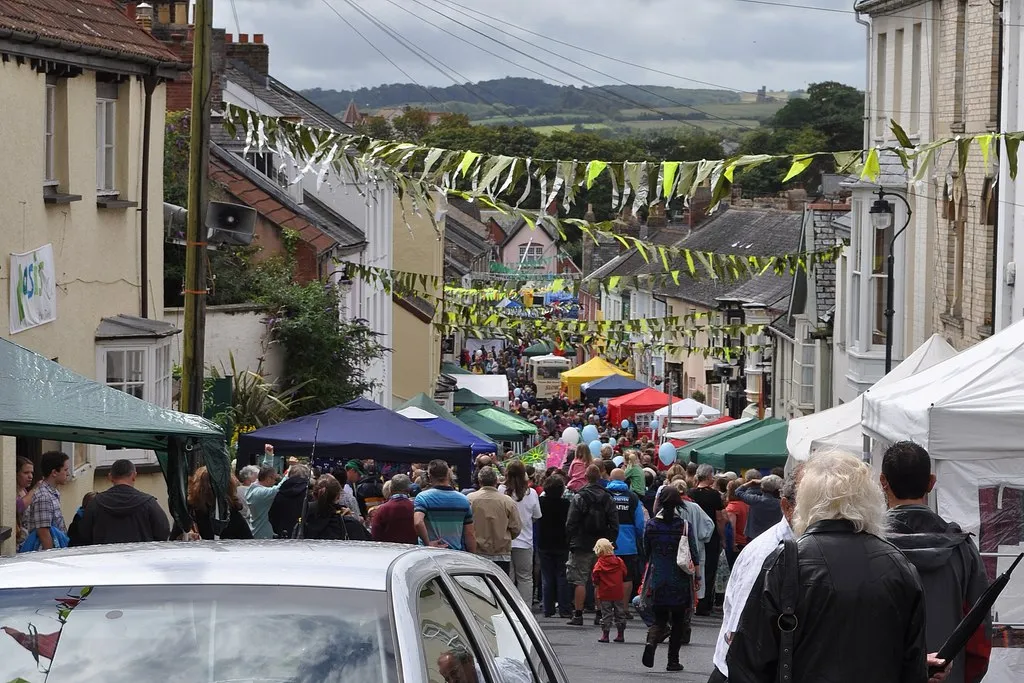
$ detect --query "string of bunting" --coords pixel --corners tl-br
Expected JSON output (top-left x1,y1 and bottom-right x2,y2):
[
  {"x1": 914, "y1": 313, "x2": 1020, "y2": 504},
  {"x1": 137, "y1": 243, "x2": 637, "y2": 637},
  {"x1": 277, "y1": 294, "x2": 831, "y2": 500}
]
[{"x1": 223, "y1": 104, "x2": 1018, "y2": 240}]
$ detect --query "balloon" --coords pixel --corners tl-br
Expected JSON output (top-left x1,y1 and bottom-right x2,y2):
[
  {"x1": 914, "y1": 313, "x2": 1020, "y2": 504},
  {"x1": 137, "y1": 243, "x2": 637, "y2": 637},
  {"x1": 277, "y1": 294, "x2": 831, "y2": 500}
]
[
  {"x1": 561, "y1": 427, "x2": 580, "y2": 445},
  {"x1": 621, "y1": 419, "x2": 630, "y2": 430},
  {"x1": 658, "y1": 442, "x2": 677, "y2": 467},
  {"x1": 652, "y1": 416, "x2": 662, "y2": 431},
  {"x1": 514, "y1": 387, "x2": 522, "y2": 397},
  {"x1": 521, "y1": 401, "x2": 529, "y2": 410},
  {"x1": 589, "y1": 440, "x2": 602, "y2": 457},
  {"x1": 613, "y1": 455, "x2": 625, "y2": 467},
  {"x1": 581, "y1": 424, "x2": 599, "y2": 443}
]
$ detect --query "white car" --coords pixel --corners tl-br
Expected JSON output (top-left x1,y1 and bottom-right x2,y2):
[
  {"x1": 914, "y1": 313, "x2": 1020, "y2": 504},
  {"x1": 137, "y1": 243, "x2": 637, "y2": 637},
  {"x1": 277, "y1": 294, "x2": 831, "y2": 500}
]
[{"x1": 0, "y1": 541, "x2": 569, "y2": 683}]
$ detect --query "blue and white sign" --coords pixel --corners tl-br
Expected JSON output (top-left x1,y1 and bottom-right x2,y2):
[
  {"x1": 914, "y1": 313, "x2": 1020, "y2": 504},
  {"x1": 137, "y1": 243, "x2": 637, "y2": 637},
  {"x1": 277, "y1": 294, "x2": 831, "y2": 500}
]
[{"x1": 10, "y1": 244, "x2": 57, "y2": 334}]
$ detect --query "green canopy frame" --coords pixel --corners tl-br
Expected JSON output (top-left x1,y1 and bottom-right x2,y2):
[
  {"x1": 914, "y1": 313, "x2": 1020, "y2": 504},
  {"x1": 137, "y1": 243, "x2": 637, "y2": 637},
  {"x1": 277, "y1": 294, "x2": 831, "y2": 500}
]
[
  {"x1": 0, "y1": 338, "x2": 230, "y2": 535},
  {"x1": 689, "y1": 419, "x2": 789, "y2": 471},
  {"x1": 457, "y1": 405, "x2": 538, "y2": 443}
]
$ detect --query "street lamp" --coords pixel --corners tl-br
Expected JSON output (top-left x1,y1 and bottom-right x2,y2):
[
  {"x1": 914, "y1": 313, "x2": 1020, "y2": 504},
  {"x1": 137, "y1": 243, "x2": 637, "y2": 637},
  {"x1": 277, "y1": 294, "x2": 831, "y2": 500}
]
[{"x1": 867, "y1": 188, "x2": 913, "y2": 374}]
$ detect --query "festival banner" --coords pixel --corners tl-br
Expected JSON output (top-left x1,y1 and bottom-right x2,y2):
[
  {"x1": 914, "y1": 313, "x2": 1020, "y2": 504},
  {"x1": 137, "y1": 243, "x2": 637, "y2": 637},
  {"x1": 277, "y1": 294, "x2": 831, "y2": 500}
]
[
  {"x1": 547, "y1": 441, "x2": 571, "y2": 470},
  {"x1": 9, "y1": 244, "x2": 57, "y2": 334}
]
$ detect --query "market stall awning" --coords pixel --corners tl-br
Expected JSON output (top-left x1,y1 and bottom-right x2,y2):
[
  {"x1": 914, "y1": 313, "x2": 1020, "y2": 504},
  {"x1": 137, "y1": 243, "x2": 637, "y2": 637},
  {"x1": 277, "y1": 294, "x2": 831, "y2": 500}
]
[
  {"x1": 454, "y1": 387, "x2": 493, "y2": 407},
  {"x1": 440, "y1": 361, "x2": 472, "y2": 375},
  {"x1": 608, "y1": 387, "x2": 682, "y2": 426},
  {"x1": 691, "y1": 419, "x2": 789, "y2": 472},
  {"x1": 414, "y1": 416, "x2": 498, "y2": 456},
  {"x1": 523, "y1": 340, "x2": 556, "y2": 357},
  {"x1": 0, "y1": 337, "x2": 229, "y2": 534},
  {"x1": 457, "y1": 406, "x2": 538, "y2": 442},
  {"x1": 397, "y1": 393, "x2": 497, "y2": 446},
  {"x1": 238, "y1": 398, "x2": 474, "y2": 485},
  {"x1": 560, "y1": 356, "x2": 633, "y2": 400},
  {"x1": 654, "y1": 398, "x2": 722, "y2": 420},
  {"x1": 583, "y1": 374, "x2": 647, "y2": 400},
  {"x1": 676, "y1": 418, "x2": 768, "y2": 464}
]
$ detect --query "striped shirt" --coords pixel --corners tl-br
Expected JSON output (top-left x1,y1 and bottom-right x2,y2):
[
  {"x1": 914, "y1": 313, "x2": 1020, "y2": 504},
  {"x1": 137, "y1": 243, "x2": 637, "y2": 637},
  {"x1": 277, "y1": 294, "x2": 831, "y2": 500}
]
[{"x1": 414, "y1": 486, "x2": 473, "y2": 550}]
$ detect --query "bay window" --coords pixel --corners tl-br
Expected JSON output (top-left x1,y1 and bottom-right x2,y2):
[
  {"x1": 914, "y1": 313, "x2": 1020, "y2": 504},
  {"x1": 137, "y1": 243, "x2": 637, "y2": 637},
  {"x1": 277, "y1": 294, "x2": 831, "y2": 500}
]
[{"x1": 848, "y1": 190, "x2": 906, "y2": 355}]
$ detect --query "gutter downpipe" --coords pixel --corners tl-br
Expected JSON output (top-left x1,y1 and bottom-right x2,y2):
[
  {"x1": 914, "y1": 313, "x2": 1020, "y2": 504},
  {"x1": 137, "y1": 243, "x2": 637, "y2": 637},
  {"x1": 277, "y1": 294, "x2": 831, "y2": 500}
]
[
  {"x1": 993, "y1": 1, "x2": 1005, "y2": 333},
  {"x1": 140, "y1": 68, "x2": 158, "y2": 318},
  {"x1": 855, "y1": 2, "x2": 871, "y2": 152}
]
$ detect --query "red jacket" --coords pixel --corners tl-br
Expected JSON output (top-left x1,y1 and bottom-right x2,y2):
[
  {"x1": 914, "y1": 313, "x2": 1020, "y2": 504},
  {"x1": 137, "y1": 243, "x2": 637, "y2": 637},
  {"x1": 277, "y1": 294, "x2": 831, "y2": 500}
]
[{"x1": 591, "y1": 554, "x2": 628, "y2": 602}]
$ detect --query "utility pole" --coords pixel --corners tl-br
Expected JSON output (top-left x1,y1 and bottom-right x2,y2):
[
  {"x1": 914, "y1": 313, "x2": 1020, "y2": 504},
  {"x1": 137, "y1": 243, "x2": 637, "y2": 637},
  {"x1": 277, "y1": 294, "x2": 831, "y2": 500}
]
[{"x1": 180, "y1": 0, "x2": 213, "y2": 416}]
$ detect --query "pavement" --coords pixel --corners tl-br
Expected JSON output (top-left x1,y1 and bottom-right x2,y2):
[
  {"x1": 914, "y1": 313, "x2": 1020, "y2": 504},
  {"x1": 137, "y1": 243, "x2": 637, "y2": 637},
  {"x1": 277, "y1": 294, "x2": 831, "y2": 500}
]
[{"x1": 539, "y1": 609, "x2": 723, "y2": 683}]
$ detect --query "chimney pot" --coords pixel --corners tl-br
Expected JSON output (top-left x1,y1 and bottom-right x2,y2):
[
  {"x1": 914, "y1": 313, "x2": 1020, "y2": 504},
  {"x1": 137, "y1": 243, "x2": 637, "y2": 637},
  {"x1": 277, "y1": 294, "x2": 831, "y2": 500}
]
[
  {"x1": 254, "y1": 34, "x2": 265, "y2": 44},
  {"x1": 124, "y1": 2, "x2": 137, "y2": 22},
  {"x1": 239, "y1": 33, "x2": 249, "y2": 44},
  {"x1": 225, "y1": 33, "x2": 233, "y2": 43},
  {"x1": 135, "y1": 2, "x2": 153, "y2": 33}
]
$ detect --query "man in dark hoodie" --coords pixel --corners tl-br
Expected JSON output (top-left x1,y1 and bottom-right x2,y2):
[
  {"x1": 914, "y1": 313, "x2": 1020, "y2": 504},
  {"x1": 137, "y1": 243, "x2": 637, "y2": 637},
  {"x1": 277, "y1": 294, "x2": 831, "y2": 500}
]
[
  {"x1": 78, "y1": 459, "x2": 170, "y2": 545},
  {"x1": 882, "y1": 441, "x2": 991, "y2": 683},
  {"x1": 268, "y1": 463, "x2": 312, "y2": 538}
]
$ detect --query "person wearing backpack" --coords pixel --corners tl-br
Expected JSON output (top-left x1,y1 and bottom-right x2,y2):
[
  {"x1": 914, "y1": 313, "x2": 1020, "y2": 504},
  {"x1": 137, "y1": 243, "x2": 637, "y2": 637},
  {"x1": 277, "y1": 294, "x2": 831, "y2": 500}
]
[
  {"x1": 565, "y1": 464, "x2": 619, "y2": 626},
  {"x1": 882, "y1": 442, "x2": 991, "y2": 683}
]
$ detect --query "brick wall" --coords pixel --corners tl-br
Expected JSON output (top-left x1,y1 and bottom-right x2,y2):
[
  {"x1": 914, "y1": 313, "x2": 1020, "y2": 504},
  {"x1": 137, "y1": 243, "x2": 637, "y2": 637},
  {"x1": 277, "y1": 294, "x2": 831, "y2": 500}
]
[
  {"x1": 155, "y1": 26, "x2": 226, "y2": 113},
  {"x1": 931, "y1": 0, "x2": 998, "y2": 349}
]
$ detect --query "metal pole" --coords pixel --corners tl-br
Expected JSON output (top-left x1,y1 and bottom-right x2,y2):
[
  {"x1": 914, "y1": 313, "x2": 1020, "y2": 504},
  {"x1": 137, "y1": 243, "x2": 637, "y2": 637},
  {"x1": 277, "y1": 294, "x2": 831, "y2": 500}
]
[
  {"x1": 180, "y1": 0, "x2": 213, "y2": 415},
  {"x1": 882, "y1": 192, "x2": 913, "y2": 374}
]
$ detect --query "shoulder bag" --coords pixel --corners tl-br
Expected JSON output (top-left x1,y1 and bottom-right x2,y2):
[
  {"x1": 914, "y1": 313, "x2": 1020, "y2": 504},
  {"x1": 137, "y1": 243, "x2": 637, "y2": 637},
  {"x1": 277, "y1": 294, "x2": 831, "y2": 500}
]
[
  {"x1": 777, "y1": 538, "x2": 799, "y2": 683},
  {"x1": 675, "y1": 519, "x2": 695, "y2": 575}
]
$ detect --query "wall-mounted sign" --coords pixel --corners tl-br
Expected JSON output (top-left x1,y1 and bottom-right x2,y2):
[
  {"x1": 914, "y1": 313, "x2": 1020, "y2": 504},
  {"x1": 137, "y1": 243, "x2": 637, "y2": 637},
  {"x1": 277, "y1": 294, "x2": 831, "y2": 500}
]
[{"x1": 10, "y1": 244, "x2": 57, "y2": 334}]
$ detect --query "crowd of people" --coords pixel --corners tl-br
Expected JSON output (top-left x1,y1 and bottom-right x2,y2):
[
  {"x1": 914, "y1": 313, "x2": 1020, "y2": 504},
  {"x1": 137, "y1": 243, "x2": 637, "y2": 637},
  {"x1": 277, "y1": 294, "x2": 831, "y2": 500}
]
[{"x1": 8, "y1": 342, "x2": 996, "y2": 683}]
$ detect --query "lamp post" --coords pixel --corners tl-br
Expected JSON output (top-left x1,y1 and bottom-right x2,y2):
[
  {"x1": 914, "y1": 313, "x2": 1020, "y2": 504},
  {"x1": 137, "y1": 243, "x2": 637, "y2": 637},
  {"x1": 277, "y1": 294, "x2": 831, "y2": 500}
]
[{"x1": 868, "y1": 188, "x2": 913, "y2": 374}]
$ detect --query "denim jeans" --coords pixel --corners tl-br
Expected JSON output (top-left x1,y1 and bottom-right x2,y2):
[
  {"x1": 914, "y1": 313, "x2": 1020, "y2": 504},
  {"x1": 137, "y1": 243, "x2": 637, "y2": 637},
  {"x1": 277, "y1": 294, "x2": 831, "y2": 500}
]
[{"x1": 538, "y1": 549, "x2": 572, "y2": 616}]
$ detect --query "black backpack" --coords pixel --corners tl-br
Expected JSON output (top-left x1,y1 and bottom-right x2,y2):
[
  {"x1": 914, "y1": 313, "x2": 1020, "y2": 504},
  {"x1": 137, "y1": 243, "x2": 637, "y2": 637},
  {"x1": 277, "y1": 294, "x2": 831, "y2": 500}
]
[{"x1": 581, "y1": 489, "x2": 611, "y2": 540}]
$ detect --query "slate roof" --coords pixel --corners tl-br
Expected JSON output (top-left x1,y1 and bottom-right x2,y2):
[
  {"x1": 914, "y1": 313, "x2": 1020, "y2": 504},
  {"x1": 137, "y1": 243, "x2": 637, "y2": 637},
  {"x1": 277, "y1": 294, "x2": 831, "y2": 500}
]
[
  {"x1": 95, "y1": 315, "x2": 179, "y2": 341},
  {"x1": 445, "y1": 211, "x2": 490, "y2": 257},
  {"x1": 647, "y1": 208, "x2": 804, "y2": 308},
  {"x1": 841, "y1": 149, "x2": 908, "y2": 189},
  {"x1": 0, "y1": 0, "x2": 186, "y2": 71},
  {"x1": 224, "y1": 63, "x2": 355, "y2": 134},
  {"x1": 480, "y1": 210, "x2": 518, "y2": 237},
  {"x1": 717, "y1": 271, "x2": 794, "y2": 312}
]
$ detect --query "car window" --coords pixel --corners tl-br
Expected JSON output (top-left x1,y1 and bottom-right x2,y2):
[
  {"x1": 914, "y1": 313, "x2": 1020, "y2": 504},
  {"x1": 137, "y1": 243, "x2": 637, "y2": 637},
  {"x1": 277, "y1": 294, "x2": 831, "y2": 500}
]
[
  {"x1": 0, "y1": 584, "x2": 396, "y2": 683},
  {"x1": 450, "y1": 574, "x2": 551, "y2": 683},
  {"x1": 482, "y1": 576, "x2": 557, "y2": 683},
  {"x1": 418, "y1": 578, "x2": 492, "y2": 683}
]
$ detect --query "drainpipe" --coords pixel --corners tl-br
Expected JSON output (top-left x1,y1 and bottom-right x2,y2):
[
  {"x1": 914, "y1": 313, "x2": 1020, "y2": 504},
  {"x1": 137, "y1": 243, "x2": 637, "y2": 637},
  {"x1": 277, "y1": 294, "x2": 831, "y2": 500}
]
[
  {"x1": 140, "y1": 69, "x2": 158, "y2": 318},
  {"x1": 993, "y1": 0, "x2": 1005, "y2": 332},
  {"x1": 855, "y1": 1, "x2": 871, "y2": 151}
]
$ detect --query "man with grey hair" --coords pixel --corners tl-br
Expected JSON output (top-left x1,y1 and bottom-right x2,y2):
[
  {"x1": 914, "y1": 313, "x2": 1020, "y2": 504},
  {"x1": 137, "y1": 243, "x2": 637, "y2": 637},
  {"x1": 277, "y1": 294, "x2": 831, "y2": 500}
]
[
  {"x1": 237, "y1": 465, "x2": 260, "y2": 524},
  {"x1": 736, "y1": 473, "x2": 784, "y2": 541},
  {"x1": 467, "y1": 466, "x2": 521, "y2": 573},
  {"x1": 689, "y1": 463, "x2": 728, "y2": 616},
  {"x1": 709, "y1": 466, "x2": 801, "y2": 683},
  {"x1": 372, "y1": 474, "x2": 416, "y2": 544}
]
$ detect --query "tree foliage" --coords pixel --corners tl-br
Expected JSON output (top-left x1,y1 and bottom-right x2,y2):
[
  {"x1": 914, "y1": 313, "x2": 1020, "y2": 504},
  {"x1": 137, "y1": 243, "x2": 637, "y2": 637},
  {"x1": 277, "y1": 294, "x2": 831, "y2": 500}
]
[{"x1": 164, "y1": 110, "x2": 191, "y2": 207}]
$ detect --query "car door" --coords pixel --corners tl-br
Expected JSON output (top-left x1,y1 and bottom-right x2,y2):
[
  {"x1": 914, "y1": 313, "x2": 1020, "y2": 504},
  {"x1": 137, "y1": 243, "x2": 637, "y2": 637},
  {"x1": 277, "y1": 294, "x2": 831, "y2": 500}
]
[{"x1": 442, "y1": 570, "x2": 568, "y2": 683}]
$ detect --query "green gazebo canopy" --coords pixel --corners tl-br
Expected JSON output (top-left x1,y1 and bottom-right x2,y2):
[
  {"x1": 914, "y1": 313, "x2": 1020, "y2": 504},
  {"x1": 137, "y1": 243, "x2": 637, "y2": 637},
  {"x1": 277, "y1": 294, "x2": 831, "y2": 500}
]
[
  {"x1": 690, "y1": 418, "x2": 789, "y2": 471},
  {"x1": 440, "y1": 361, "x2": 471, "y2": 375},
  {"x1": 453, "y1": 387, "x2": 493, "y2": 407},
  {"x1": 457, "y1": 406, "x2": 538, "y2": 443},
  {"x1": 675, "y1": 419, "x2": 768, "y2": 463},
  {"x1": 523, "y1": 340, "x2": 556, "y2": 357},
  {"x1": 396, "y1": 392, "x2": 496, "y2": 446}
]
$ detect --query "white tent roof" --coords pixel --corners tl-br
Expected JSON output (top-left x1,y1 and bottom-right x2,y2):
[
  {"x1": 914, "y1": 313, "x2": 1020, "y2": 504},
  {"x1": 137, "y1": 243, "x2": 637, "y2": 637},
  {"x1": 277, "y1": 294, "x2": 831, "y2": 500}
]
[
  {"x1": 454, "y1": 374, "x2": 510, "y2": 403},
  {"x1": 665, "y1": 417, "x2": 752, "y2": 441},
  {"x1": 397, "y1": 406, "x2": 438, "y2": 420},
  {"x1": 786, "y1": 334, "x2": 957, "y2": 464},
  {"x1": 653, "y1": 398, "x2": 721, "y2": 420},
  {"x1": 862, "y1": 321, "x2": 1024, "y2": 460}
]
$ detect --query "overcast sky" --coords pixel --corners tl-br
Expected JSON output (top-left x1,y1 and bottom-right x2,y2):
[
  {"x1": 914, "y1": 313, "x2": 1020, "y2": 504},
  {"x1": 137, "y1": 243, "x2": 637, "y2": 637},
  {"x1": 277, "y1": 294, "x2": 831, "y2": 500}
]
[{"x1": 213, "y1": 0, "x2": 866, "y2": 93}]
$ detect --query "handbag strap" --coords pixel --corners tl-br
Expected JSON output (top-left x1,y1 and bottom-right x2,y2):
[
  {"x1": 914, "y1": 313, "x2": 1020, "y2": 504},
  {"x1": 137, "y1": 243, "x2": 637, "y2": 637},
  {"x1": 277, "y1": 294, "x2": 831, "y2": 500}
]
[{"x1": 777, "y1": 538, "x2": 799, "y2": 683}]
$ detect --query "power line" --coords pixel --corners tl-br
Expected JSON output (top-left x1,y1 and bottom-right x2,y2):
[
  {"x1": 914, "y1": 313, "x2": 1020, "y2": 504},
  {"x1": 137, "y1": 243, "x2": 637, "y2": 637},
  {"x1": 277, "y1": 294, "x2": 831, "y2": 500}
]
[
  {"x1": 731, "y1": 0, "x2": 1012, "y2": 28},
  {"x1": 425, "y1": 0, "x2": 758, "y2": 130},
  {"x1": 400, "y1": 0, "x2": 744, "y2": 132},
  {"x1": 434, "y1": 0, "x2": 744, "y2": 93},
  {"x1": 337, "y1": 0, "x2": 522, "y2": 122},
  {"x1": 318, "y1": 0, "x2": 448, "y2": 109}
]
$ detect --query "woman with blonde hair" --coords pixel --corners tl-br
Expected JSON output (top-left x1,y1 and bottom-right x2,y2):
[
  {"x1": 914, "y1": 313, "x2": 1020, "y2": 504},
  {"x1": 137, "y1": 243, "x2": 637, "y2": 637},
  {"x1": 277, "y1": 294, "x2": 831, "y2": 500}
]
[
  {"x1": 566, "y1": 443, "x2": 592, "y2": 492},
  {"x1": 623, "y1": 450, "x2": 645, "y2": 497},
  {"x1": 727, "y1": 450, "x2": 932, "y2": 683}
]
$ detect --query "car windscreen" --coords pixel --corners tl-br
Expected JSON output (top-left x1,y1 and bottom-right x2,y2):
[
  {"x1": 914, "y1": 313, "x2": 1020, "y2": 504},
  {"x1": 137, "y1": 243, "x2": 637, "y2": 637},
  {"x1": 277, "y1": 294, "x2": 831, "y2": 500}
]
[{"x1": 0, "y1": 584, "x2": 397, "y2": 683}]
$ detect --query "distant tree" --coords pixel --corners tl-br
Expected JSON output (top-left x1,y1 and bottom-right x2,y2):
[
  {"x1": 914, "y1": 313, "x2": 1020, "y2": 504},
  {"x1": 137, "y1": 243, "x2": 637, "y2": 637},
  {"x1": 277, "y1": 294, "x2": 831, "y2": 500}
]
[
  {"x1": 391, "y1": 106, "x2": 433, "y2": 142},
  {"x1": 164, "y1": 110, "x2": 191, "y2": 207},
  {"x1": 434, "y1": 112, "x2": 472, "y2": 129},
  {"x1": 771, "y1": 81, "x2": 862, "y2": 151},
  {"x1": 356, "y1": 116, "x2": 393, "y2": 140}
]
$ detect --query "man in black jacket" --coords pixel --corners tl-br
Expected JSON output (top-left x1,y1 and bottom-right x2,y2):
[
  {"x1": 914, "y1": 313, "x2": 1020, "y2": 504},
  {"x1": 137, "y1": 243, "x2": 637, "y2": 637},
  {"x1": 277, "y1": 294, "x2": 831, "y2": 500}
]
[
  {"x1": 268, "y1": 464, "x2": 311, "y2": 538},
  {"x1": 78, "y1": 459, "x2": 170, "y2": 545},
  {"x1": 882, "y1": 441, "x2": 992, "y2": 683},
  {"x1": 564, "y1": 464, "x2": 619, "y2": 626}
]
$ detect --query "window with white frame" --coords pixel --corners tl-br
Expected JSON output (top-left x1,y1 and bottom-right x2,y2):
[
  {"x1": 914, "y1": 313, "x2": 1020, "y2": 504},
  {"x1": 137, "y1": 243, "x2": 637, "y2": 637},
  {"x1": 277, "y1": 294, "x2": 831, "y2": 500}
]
[
  {"x1": 518, "y1": 243, "x2": 544, "y2": 269},
  {"x1": 850, "y1": 201, "x2": 862, "y2": 347},
  {"x1": 45, "y1": 80, "x2": 56, "y2": 183},
  {"x1": 795, "y1": 341, "x2": 815, "y2": 407},
  {"x1": 243, "y1": 151, "x2": 288, "y2": 188},
  {"x1": 95, "y1": 339, "x2": 173, "y2": 465},
  {"x1": 96, "y1": 84, "x2": 118, "y2": 192},
  {"x1": 870, "y1": 215, "x2": 893, "y2": 345}
]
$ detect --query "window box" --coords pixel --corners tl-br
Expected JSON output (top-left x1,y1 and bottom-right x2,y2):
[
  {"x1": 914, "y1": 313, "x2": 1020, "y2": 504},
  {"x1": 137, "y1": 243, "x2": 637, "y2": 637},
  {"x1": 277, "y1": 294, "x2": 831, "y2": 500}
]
[{"x1": 96, "y1": 197, "x2": 138, "y2": 209}]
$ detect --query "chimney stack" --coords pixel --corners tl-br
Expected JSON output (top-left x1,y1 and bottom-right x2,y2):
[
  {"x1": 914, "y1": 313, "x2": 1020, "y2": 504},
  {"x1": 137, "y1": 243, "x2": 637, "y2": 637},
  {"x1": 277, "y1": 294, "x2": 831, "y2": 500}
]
[
  {"x1": 136, "y1": 3, "x2": 154, "y2": 33},
  {"x1": 226, "y1": 31, "x2": 270, "y2": 77}
]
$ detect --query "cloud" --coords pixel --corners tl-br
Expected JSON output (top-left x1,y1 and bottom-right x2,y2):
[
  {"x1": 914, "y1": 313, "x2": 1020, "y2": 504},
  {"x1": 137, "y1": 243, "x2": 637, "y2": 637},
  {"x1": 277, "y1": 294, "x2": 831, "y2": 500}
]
[{"x1": 214, "y1": 0, "x2": 865, "y2": 93}]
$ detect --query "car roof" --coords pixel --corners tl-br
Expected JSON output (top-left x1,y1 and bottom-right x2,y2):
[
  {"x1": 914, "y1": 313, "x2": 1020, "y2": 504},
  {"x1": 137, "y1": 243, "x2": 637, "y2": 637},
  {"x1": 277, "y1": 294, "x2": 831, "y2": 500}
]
[{"x1": 0, "y1": 541, "x2": 439, "y2": 591}]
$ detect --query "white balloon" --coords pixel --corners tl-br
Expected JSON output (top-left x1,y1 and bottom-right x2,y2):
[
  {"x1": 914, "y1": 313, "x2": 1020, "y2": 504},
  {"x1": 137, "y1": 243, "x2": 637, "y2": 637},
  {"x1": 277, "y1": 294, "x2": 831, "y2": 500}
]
[{"x1": 561, "y1": 427, "x2": 580, "y2": 445}]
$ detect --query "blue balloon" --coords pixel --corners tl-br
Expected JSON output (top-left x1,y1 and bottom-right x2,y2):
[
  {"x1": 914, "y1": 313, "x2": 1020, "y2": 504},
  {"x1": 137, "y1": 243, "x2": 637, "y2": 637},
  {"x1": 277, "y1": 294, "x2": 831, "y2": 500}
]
[
  {"x1": 658, "y1": 442, "x2": 677, "y2": 467},
  {"x1": 514, "y1": 387, "x2": 522, "y2": 397},
  {"x1": 621, "y1": 419, "x2": 630, "y2": 430},
  {"x1": 581, "y1": 424, "x2": 599, "y2": 443},
  {"x1": 589, "y1": 440, "x2": 603, "y2": 457}
]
